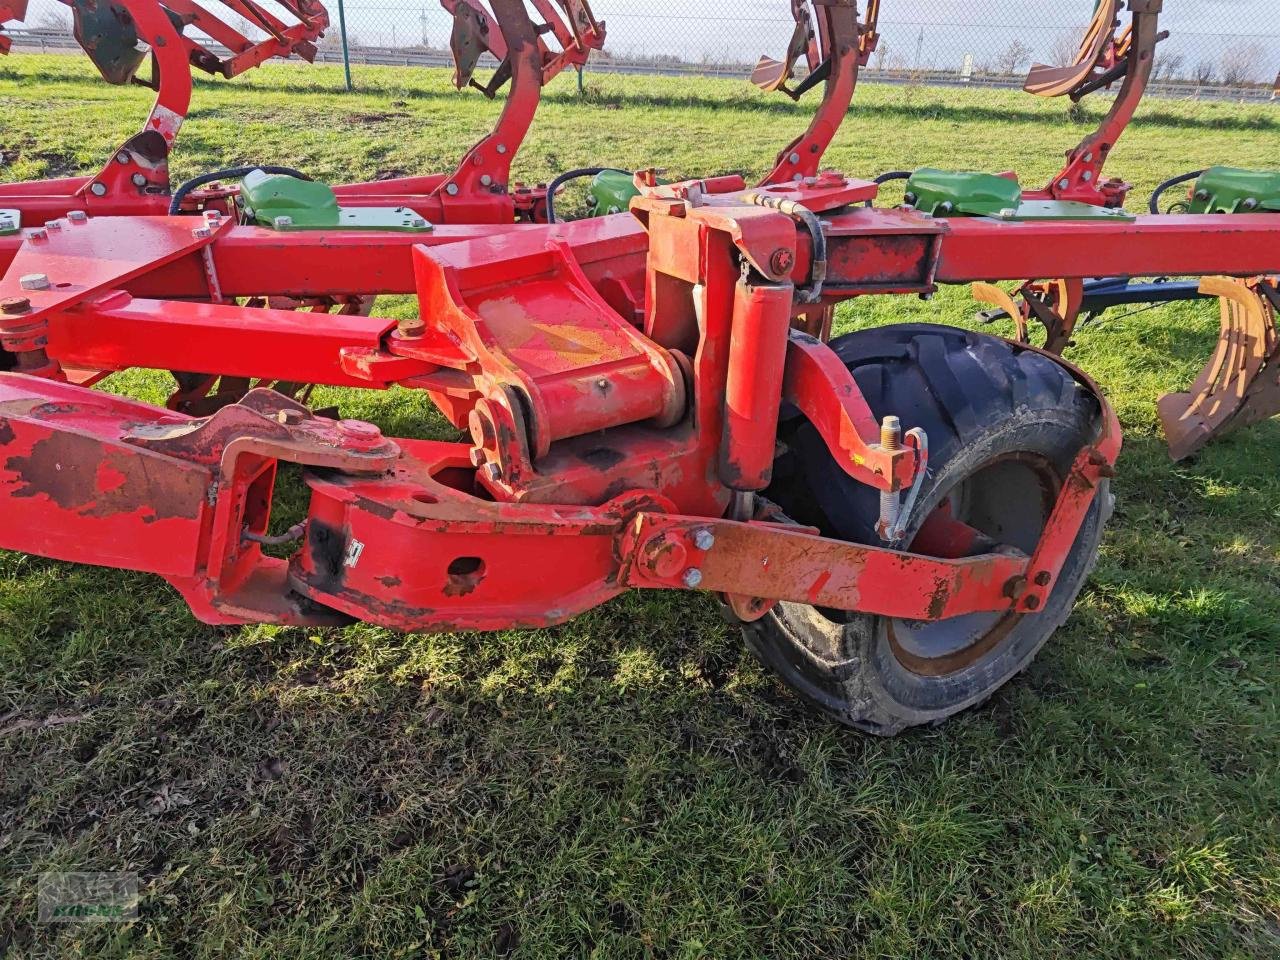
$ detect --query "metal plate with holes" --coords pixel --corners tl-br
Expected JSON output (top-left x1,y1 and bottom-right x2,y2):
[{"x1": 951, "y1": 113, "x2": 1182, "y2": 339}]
[
  {"x1": 267, "y1": 206, "x2": 434, "y2": 233},
  {"x1": 0, "y1": 209, "x2": 19, "y2": 236},
  {"x1": 996, "y1": 201, "x2": 1136, "y2": 222}
]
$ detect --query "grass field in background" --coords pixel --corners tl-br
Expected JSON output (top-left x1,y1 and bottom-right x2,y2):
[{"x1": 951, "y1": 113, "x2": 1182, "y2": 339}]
[{"x1": 1, "y1": 55, "x2": 1278, "y2": 959}]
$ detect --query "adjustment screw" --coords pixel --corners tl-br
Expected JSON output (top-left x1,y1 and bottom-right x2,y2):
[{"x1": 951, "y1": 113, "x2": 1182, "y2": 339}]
[
  {"x1": 67, "y1": 210, "x2": 88, "y2": 223},
  {"x1": 682, "y1": 567, "x2": 703, "y2": 589},
  {"x1": 1, "y1": 296, "x2": 31, "y2": 314},
  {"x1": 191, "y1": 225, "x2": 212, "y2": 239},
  {"x1": 90, "y1": 182, "x2": 108, "y2": 196},
  {"x1": 692, "y1": 529, "x2": 715, "y2": 551},
  {"x1": 19, "y1": 273, "x2": 50, "y2": 291},
  {"x1": 273, "y1": 215, "x2": 293, "y2": 228}
]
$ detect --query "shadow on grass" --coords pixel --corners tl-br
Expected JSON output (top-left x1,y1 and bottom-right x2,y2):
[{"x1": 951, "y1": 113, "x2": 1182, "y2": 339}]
[{"x1": 6, "y1": 66, "x2": 1277, "y2": 135}]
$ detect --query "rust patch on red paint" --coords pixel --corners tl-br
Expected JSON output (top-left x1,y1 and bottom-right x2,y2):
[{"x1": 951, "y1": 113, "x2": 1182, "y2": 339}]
[
  {"x1": 5, "y1": 433, "x2": 205, "y2": 520},
  {"x1": 0, "y1": 419, "x2": 14, "y2": 446}
]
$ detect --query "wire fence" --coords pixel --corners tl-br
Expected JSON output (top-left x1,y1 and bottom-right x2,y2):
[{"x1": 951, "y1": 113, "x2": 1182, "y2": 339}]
[{"x1": 9, "y1": 0, "x2": 1280, "y2": 96}]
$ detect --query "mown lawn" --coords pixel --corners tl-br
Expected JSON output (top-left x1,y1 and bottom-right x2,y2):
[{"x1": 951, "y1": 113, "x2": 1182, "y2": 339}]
[{"x1": 1, "y1": 55, "x2": 1278, "y2": 959}]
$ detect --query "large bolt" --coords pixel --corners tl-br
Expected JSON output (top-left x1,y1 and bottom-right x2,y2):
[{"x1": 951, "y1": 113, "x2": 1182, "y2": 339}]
[
  {"x1": 90, "y1": 182, "x2": 108, "y2": 197},
  {"x1": 483, "y1": 462, "x2": 503, "y2": 482},
  {"x1": 191, "y1": 225, "x2": 212, "y2": 240},
  {"x1": 203, "y1": 209, "x2": 222, "y2": 223},
  {"x1": 496, "y1": 143, "x2": 507, "y2": 154},
  {"x1": 397, "y1": 316, "x2": 426, "y2": 337},
  {"x1": 276, "y1": 409, "x2": 305, "y2": 426},
  {"x1": 445, "y1": 183, "x2": 460, "y2": 196},
  {"x1": 131, "y1": 173, "x2": 147, "y2": 187},
  {"x1": 336, "y1": 418, "x2": 383, "y2": 451},
  {"x1": 480, "y1": 174, "x2": 492, "y2": 187},
  {"x1": 273, "y1": 215, "x2": 293, "y2": 228},
  {"x1": 43, "y1": 219, "x2": 62, "y2": 231},
  {"x1": 682, "y1": 568, "x2": 704, "y2": 589},
  {"x1": 878, "y1": 416, "x2": 902, "y2": 539},
  {"x1": 1, "y1": 296, "x2": 31, "y2": 314},
  {"x1": 28, "y1": 228, "x2": 47, "y2": 242},
  {"x1": 67, "y1": 210, "x2": 88, "y2": 224},
  {"x1": 19, "y1": 273, "x2": 50, "y2": 291},
  {"x1": 692, "y1": 529, "x2": 715, "y2": 551},
  {"x1": 769, "y1": 247, "x2": 794, "y2": 276},
  {"x1": 789, "y1": 152, "x2": 800, "y2": 165}
]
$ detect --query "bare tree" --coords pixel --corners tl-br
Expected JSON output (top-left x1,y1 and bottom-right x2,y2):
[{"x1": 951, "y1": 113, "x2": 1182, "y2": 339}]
[
  {"x1": 1048, "y1": 31, "x2": 1081, "y2": 68},
  {"x1": 32, "y1": 8, "x2": 72, "y2": 31},
  {"x1": 1220, "y1": 44, "x2": 1266, "y2": 88},
  {"x1": 993, "y1": 40, "x2": 1032, "y2": 77},
  {"x1": 874, "y1": 41, "x2": 889, "y2": 73},
  {"x1": 1193, "y1": 59, "x2": 1216, "y2": 86},
  {"x1": 1152, "y1": 52, "x2": 1185, "y2": 83}
]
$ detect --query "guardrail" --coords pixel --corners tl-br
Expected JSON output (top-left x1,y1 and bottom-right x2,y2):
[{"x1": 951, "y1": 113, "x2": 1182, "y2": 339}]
[{"x1": 4, "y1": 27, "x2": 1276, "y2": 103}]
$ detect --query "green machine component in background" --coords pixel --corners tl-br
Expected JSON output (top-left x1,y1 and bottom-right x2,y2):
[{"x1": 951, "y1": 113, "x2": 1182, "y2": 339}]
[
  {"x1": 1186, "y1": 167, "x2": 1280, "y2": 214},
  {"x1": 238, "y1": 170, "x2": 433, "y2": 233},
  {"x1": 904, "y1": 168, "x2": 1133, "y2": 222},
  {"x1": 588, "y1": 170, "x2": 642, "y2": 217}
]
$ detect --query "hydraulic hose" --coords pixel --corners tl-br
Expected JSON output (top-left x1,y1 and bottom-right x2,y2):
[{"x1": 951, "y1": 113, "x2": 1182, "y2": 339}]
[
  {"x1": 544, "y1": 166, "x2": 629, "y2": 224},
  {"x1": 168, "y1": 165, "x2": 312, "y2": 215},
  {"x1": 1148, "y1": 169, "x2": 1206, "y2": 215},
  {"x1": 865, "y1": 170, "x2": 913, "y2": 207},
  {"x1": 744, "y1": 192, "x2": 827, "y2": 303}
]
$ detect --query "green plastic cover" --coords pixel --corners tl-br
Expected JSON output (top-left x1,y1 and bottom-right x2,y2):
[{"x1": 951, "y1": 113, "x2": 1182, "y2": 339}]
[
  {"x1": 1187, "y1": 166, "x2": 1280, "y2": 214},
  {"x1": 588, "y1": 170, "x2": 642, "y2": 217},
  {"x1": 239, "y1": 170, "x2": 431, "y2": 233},
  {"x1": 905, "y1": 168, "x2": 1022, "y2": 217}
]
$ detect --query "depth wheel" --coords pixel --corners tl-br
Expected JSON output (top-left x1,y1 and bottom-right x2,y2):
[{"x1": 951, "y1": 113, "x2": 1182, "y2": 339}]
[{"x1": 744, "y1": 323, "x2": 1112, "y2": 735}]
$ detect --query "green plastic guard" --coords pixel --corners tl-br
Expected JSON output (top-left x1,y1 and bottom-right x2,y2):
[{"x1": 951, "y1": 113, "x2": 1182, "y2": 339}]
[
  {"x1": 239, "y1": 170, "x2": 432, "y2": 233},
  {"x1": 1187, "y1": 167, "x2": 1280, "y2": 214},
  {"x1": 905, "y1": 168, "x2": 1022, "y2": 217},
  {"x1": 588, "y1": 170, "x2": 641, "y2": 217}
]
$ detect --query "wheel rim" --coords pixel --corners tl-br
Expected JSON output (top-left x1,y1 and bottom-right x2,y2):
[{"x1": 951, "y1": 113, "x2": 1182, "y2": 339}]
[{"x1": 886, "y1": 452, "x2": 1060, "y2": 678}]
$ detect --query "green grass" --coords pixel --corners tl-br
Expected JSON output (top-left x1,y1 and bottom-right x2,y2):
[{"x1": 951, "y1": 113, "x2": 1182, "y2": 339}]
[{"x1": 1, "y1": 56, "x2": 1279, "y2": 959}]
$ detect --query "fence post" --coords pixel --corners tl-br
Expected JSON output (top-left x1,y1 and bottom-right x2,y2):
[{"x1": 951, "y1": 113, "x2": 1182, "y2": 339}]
[{"x1": 335, "y1": 0, "x2": 354, "y2": 91}]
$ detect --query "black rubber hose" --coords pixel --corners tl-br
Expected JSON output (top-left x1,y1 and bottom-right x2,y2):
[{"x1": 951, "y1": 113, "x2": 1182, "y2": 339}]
[
  {"x1": 544, "y1": 166, "x2": 629, "y2": 224},
  {"x1": 865, "y1": 170, "x2": 913, "y2": 207},
  {"x1": 1148, "y1": 169, "x2": 1206, "y2": 215},
  {"x1": 168, "y1": 165, "x2": 313, "y2": 215}
]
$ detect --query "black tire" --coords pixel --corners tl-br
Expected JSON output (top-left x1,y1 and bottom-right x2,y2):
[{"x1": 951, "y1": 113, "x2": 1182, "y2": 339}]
[{"x1": 743, "y1": 323, "x2": 1112, "y2": 735}]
